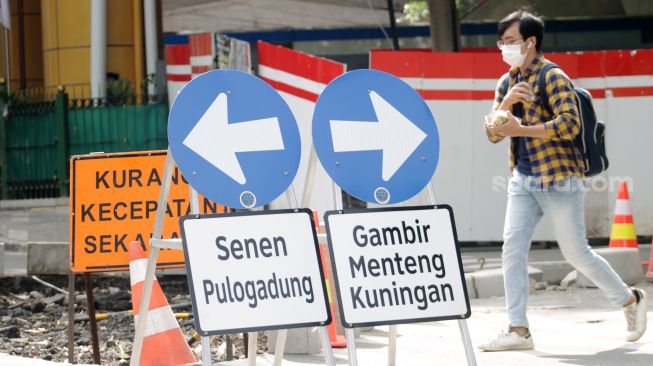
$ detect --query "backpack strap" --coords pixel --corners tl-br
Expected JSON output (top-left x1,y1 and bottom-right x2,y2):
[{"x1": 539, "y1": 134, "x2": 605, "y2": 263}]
[
  {"x1": 500, "y1": 73, "x2": 510, "y2": 100},
  {"x1": 538, "y1": 62, "x2": 560, "y2": 117}
]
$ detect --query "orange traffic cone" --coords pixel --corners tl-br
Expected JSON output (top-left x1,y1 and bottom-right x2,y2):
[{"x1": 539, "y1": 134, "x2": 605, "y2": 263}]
[
  {"x1": 645, "y1": 237, "x2": 653, "y2": 282},
  {"x1": 313, "y1": 211, "x2": 347, "y2": 348},
  {"x1": 129, "y1": 241, "x2": 197, "y2": 366},
  {"x1": 609, "y1": 181, "x2": 638, "y2": 248}
]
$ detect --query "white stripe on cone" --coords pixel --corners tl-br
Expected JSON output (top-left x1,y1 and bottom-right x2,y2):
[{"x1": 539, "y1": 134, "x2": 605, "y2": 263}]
[
  {"x1": 134, "y1": 306, "x2": 181, "y2": 338},
  {"x1": 129, "y1": 258, "x2": 148, "y2": 286},
  {"x1": 614, "y1": 199, "x2": 633, "y2": 215}
]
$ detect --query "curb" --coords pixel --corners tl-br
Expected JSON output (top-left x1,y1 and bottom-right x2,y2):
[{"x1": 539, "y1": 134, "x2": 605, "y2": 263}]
[
  {"x1": 2, "y1": 241, "x2": 28, "y2": 252},
  {"x1": 0, "y1": 198, "x2": 69, "y2": 209}
]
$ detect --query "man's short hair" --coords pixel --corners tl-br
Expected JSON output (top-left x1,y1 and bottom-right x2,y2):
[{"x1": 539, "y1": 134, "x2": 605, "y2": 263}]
[{"x1": 497, "y1": 10, "x2": 545, "y2": 52}]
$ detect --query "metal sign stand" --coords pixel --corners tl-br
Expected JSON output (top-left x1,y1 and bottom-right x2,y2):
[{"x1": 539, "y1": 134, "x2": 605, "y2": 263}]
[
  {"x1": 130, "y1": 150, "x2": 241, "y2": 366},
  {"x1": 131, "y1": 149, "x2": 177, "y2": 366},
  {"x1": 326, "y1": 178, "x2": 477, "y2": 366},
  {"x1": 273, "y1": 183, "x2": 337, "y2": 366},
  {"x1": 326, "y1": 181, "x2": 362, "y2": 366},
  {"x1": 424, "y1": 182, "x2": 477, "y2": 366},
  {"x1": 66, "y1": 271, "x2": 101, "y2": 365},
  {"x1": 131, "y1": 149, "x2": 336, "y2": 366}
]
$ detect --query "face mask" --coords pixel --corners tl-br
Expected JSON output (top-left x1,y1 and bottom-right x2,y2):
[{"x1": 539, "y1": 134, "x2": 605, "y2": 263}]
[{"x1": 501, "y1": 43, "x2": 529, "y2": 68}]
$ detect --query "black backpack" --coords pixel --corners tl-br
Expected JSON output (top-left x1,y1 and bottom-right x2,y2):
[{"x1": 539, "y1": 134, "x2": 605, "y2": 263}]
[{"x1": 537, "y1": 63, "x2": 609, "y2": 177}]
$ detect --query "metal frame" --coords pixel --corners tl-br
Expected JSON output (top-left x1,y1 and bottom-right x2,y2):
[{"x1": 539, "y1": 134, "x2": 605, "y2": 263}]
[
  {"x1": 427, "y1": 181, "x2": 477, "y2": 366},
  {"x1": 131, "y1": 149, "x2": 176, "y2": 366},
  {"x1": 131, "y1": 149, "x2": 336, "y2": 366},
  {"x1": 329, "y1": 179, "x2": 477, "y2": 366}
]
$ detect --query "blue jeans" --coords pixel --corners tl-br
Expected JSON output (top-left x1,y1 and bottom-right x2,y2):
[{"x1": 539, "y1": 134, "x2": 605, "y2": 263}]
[{"x1": 502, "y1": 170, "x2": 631, "y2": 328}]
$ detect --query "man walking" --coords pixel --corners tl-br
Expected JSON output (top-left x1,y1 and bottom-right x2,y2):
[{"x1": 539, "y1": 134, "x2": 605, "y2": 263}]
[{"x1": 480, "y1": 10, "x2": 647, "y2": 351}]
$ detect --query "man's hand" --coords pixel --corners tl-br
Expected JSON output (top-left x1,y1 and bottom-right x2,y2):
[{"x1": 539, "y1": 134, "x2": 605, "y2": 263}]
[
  {"x1": 499, "y1": 82, "x2": 534, "y2": 110},
  {"x1": 490, "y1": 111, "x2": 523, "y2": 137}
]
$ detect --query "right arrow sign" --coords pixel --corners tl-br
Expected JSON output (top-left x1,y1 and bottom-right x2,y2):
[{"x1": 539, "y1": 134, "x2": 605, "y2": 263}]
[
  {"x1": 330, "y1": 90, "x2": 427, "y2": 181},
  {"x1": 313, "y1": 69, "x2": 439, "y2": 205}
]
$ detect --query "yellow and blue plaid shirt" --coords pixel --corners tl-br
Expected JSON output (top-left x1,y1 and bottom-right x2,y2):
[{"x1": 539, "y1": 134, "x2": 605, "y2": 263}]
[{"x1": 488, "y1": 53, "x2": 584, "y2": 184}]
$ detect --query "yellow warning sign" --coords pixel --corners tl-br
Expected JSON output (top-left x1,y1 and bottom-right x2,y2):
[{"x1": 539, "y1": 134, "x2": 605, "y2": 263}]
[{"x1": 70, "y1": 151, "x2": 226, "y2": 273}]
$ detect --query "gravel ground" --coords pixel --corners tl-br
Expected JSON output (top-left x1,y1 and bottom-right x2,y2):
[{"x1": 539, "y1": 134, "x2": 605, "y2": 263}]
[{"x1": 0, "y1": 275, "x2": 266, "y2": 365}]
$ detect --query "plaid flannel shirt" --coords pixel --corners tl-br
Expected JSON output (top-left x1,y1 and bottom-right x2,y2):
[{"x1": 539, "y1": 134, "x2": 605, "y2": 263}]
[{"x1": 487, "y1": 53, "x2": 585, "y2": 185}]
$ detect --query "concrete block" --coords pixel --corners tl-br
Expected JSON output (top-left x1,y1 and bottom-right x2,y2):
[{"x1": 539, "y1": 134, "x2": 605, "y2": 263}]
[
  {"x1": 577, "y1": 248, "x2": 643, "y2": 288},
  {"x1": 27, "y1": 242, "x2": 69, "y2": 275},
  {"x1": 530, "y1": 261, "x2": 575, "y2": 285},
  {"x1": 0, "y1": 242, "x2": 4, "y2": 275},
  {"x1": 267, "y1": 328, "x2": 321, "y2": 354},
  {"x1": 464, "y1": 274, "x2": 477, "y2": 299},
  {"x1": 470, "y1": 266, "x2": 543, "y2": 299}
]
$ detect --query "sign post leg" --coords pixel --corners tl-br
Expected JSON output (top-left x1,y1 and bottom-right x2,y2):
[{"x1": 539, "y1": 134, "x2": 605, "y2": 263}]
[
  {"x1": 226, "y1": 335, "x2": 233, "y2": 360},
  {"x1": 387, "y1": 325, "x2": 397, "y2": 366},
  {"x1": 190, "y1": 185, "x2": 217, "y2": 366},
  {"x1": 200, "y1": 335, "x2": 212, "y2": 366},
  {"x1": 247, "y1": 332, "x2": 257, "y2": 366},
  {"x1": 273, "y1": 329, "x2": 287, "y2": 366},
  {"x1": 67, "y1": 270, "x2": 75, "y2": 363},
  {"x1": 319, "y1": 326, "x2": 336, "y2": 366},
  {"x1": 84, "y1": 273, "x2": 101, "y2": 364},
  {"x1": 345, "y1": 328, "x2": 358, "y2": 366},
  {"x1": 428, "y1": 181, "x2": 477, "y2": 366},
  {"x1": 457, "y1": 320, "x2": 477, "y2": 366},
  {"x1": 131, "y1": 150, "x2": 175, "y2": 366}
]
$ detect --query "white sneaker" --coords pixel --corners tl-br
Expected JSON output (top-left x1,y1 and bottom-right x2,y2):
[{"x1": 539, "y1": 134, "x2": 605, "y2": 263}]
[
  {"x1": 623, "y1": 287, "x2": 648, "y2": 342},
  {"x1": 478, "y1": 330, "x2": 534, "y2": 351}
]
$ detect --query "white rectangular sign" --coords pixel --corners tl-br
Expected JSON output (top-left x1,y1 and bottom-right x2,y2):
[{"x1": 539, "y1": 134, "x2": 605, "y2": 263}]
[
  {"x1": 180, "y1": 209, "x2": 331, "y2": 335},
  {"x1": 324, "y1": 205, "x2": 470, "y2": 328}
]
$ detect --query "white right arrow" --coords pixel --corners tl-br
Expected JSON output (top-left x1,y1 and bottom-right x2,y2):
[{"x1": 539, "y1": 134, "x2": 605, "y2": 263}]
[
  {"x1": 183, "y1": 93, "x2": 284, "y2": 185},
  {"x1": 330, "y1": 91, "x2": 427, "y2": 181}
]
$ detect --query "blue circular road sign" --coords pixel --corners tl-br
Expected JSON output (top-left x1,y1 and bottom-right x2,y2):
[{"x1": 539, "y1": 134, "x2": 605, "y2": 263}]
[
  {"x1": 168, "y1": 70, "x2": 301, "y2": 209},
  {"x1": 312, "y1": 69, "x2": 439, "y2": 204}
]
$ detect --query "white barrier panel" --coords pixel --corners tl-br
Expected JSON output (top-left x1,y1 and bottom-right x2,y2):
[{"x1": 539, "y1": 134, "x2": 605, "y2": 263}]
[
  {"x1": 258, "y1": 41, "x2": 346, "y2": 214},
  {"x1": 325, "y1": 205, "x2": 470, "y2": 328},
  {"x1": 180, "y1": 209, "x2": 331, "y2": 334},
  {"x1": 164, "y1": 33, "x2": 223, "y2": 105},
  {"x1": 371, "y1": 49, "x2": 653, "y2": 241}
]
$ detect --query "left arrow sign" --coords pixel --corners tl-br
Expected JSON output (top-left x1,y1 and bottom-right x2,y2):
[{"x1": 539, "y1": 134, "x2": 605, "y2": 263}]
[{"x1": 183, "y1": 92, "x2": 285, "y2": 184}]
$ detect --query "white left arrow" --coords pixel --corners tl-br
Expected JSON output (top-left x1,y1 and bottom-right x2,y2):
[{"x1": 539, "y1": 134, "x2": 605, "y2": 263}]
[
  {"x1": 330, "y1": 91, "x2": 427, "y2": 181},
  {"x1": 183, "y1": 92, "x2": 284, "y2": 184}
]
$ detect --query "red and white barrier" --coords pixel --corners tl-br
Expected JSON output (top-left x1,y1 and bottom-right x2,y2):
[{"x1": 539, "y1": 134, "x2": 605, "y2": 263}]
[
  {"x1": 371, "y1": 49, "x2": 653, "y2": 241},
  {"x1": 258, "y1": 41, "x2": 346, "y2": 214},
  {"x1": 189, "y1": 33, "x2": 214, "y2": 78},
  {"x1": 165, "y1": 37, "x2": 191, "y2": 106}
]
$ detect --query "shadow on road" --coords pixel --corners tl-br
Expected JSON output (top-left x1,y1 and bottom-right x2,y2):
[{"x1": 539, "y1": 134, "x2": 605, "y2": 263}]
[{"x1": 539, "y1": 344, "x2": 649, "y2": 366}]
